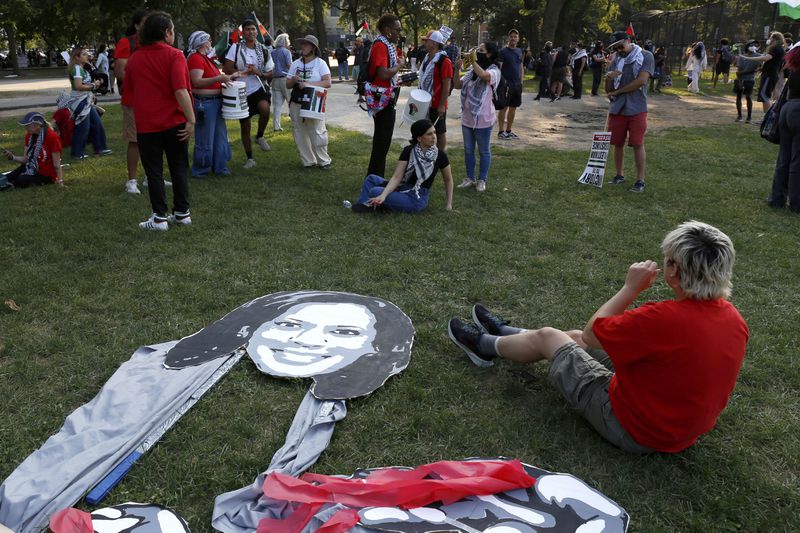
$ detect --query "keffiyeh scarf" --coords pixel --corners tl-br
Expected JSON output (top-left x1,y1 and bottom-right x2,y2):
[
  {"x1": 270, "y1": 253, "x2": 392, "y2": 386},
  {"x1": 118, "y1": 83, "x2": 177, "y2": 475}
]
[
  {"x1": 57, "y1": 91, "x2": 91, "y2": 126},
  {"x1": 187, "y1": 31, "x2": 211, "y2": 58},
  {"x1": 24, "y1": 127, "x2": 47, "y2": 176},
  {"x1": 460, "y1": 65, "x2": 498, "y2": 125},
  {"x1": 419, "y1": 51, "x2": 444, "y2": 95},
  {"x1": 403, "y1": 143, "x2": 438, "y2": 198},
  {"x1": 611, "y1": 44, "x2": 643, "y2": 90}
]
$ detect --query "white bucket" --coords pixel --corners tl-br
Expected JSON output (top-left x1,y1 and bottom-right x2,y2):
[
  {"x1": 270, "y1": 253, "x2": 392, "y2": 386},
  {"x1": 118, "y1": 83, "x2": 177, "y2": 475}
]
[
  {"x1": 402, "y1": 89, "x2": 431, "y2": 124},
  {"x1": 221, "y1": 81, "x2": 249, "y2": 120},
  {"x1": 298, "y1": 87, "x2": 328, "y2": 120}
]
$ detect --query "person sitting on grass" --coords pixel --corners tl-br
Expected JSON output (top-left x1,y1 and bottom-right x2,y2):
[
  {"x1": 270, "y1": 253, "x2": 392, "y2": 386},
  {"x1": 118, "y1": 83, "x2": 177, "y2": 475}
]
[
  {"x1": 2, "y1": 112, "x2": 63, "y2": 191},
  {"x1": 448, "y1": 220, "x2": 749, "y2": 454},
  {"x1": 348, "y1": 118, "x2": 453, "y2": 213}
]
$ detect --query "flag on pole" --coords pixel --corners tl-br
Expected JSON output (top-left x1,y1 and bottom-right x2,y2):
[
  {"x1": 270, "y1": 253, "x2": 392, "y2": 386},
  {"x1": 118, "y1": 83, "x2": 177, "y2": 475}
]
[
  {"x1": 355, "y1": 20, "x2": 369, "y2": 37},
  {"x1": 626, "y1": 23, "x2": 635, "y2": 37},
  {"x1": 213, "y1": 30, "x2": 230, "y2": 60},
  {"x1": 249, "y1": 11, "x2": 272, "y2": 44}
]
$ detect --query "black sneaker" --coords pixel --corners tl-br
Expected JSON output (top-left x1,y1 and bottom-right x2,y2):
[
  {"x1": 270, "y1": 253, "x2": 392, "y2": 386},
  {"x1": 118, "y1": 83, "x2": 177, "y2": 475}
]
[
  {"x1": 629, "y1": 180, "x2": 645, "y2": 193},
  {"x1": 611, "y1": 175, "x2": 625, "y2": 185},
  {"x1": 471, "y1": 303, "x2": 509, "y2": 336},
  {"x1": 448, "y1": 317, "x2": 494, "y2": 368}
]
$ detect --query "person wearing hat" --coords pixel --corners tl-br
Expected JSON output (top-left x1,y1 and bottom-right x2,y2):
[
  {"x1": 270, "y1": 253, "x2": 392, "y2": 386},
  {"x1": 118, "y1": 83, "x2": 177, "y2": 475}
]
[
  {"x1": 2, "y1": 112, "x2": 63, "y2": 190},
  {"x1": 224, "y1": 18, "x2": 275, "y2": 169},
  {"x1": 604, "y1": 30, "x2": 654, "y2": 193},
  {"x1": 417, "y1": 29, "x2": 453, "y2": 151},
  {"x1": 286, "y1": 34, "x2": 332, "y2": 168}
]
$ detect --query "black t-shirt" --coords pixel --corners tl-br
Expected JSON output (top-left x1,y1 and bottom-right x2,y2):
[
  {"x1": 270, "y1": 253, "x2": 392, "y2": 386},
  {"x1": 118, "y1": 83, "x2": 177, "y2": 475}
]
[
  {"x1": 553, "y1": 49, "x2": 569, "y2": 68},
  {"x1": 764, "y1": 46, "x2": 785, "y2": 77},
  {"x1": 788, "y1": 70, "x2": 800, "y2": 100},
  {"x1": 398, "y1": 145, "x2": 450, "y2": 189}
]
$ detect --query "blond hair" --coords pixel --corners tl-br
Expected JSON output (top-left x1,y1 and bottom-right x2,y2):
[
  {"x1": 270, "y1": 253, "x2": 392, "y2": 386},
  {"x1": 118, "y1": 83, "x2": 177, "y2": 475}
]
[{"x1": 661, "y1": 221, "x2": 735, "y2": 300}]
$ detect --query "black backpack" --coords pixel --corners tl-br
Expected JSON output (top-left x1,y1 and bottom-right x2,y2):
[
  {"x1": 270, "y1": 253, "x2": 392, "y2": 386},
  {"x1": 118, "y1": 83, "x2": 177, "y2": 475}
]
[
  {"x1": 356, "y1": 41, "x2": 376, "y2": 96},
  {"x1": 492, "y1": 71, "x2": 509, "y2": 110},
  {"x1": 721, "y1": 45, "x2": 734, "y2": 64}
]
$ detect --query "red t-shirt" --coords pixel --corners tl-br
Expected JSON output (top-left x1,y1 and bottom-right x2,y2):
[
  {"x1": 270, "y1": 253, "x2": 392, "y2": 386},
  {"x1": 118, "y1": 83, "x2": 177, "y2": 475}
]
[
  {"x1": 115, "y1": 35, "x2": 138, "y2": 107},
  {"x1": 25, "y1": 128, "x2": 62, "y2": 182},
  {"x1": 425, "y1": 55, "x2": 453, "y2": 109},
  {"x1": 124, "y1": 42, "x2": 192, "y2": 134},
  {"x1": 368, "y1": 41, "x2": 393, "y2": 89},
  {"x1": 187, "y1": 53, "x2": 222, "y2": 91},
  {"x1": 593, "y1": 298, "x2": 748, "y2": 453}
]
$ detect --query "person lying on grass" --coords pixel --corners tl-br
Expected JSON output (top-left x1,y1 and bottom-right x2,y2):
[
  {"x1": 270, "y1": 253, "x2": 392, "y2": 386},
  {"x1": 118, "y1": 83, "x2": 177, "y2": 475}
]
[
  {"x1": 448, "y1": 220, "x2": 749, "y2": 453},
  {"x1": 348, "y1": 118, "x2": 453, "y2": 213}
]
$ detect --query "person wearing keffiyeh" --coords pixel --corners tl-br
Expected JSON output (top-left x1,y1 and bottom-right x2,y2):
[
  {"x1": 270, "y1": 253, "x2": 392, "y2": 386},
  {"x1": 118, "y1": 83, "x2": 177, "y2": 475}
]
[
  {"x1": 604, "y1": 30, "x2": 654, "y2": 194},
  {"x1": 347, "y1": 119, "x2": 453, "y2": 213},
  {"x1": 417, "y1": 29, "x2": 453, "y2": 151},
  {"x1": 2, "y1": 112, "x2": 63, "y2": 191}
]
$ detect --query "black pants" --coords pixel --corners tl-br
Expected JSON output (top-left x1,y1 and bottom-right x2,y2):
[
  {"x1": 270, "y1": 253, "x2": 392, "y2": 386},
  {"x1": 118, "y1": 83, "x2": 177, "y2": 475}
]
[
  {"x1": 769, "y1": 100, "x2": 800, "y2": 211},
  {"x1": 537, "y1": 75, "x2": 551, "y2": 99},
  {"x1": 591, "y1": 66, "x2": 603, "y2": 95},
  {"x1": 572, "y1": 69, "x2": 583, "y2": 98},
  {"x1": 367, "y1": 104, "x2": 396, "y2": 178},
  {"x1": 6, "y1": 165, "x2": 52, "y2": 188},
  {"x1": 137, "y1": 125, "x2": 190, "y2": 217}
]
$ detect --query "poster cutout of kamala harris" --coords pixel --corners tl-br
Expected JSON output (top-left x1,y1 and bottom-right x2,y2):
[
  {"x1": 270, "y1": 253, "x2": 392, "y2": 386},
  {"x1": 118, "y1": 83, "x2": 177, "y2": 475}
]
[{"x1": 164, "y1": 291, "x2": 414, "y2": 400}]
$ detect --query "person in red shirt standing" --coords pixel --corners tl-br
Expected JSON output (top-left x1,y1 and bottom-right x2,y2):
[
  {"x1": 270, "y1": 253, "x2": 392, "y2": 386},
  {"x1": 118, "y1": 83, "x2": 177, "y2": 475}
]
[
  {"x1": 448, "y1": 221, "x2": 749, "y2": 454},
  {"x1": 2, "y1": 112, "x2": 63, "y2": 190},
  {"x1": 124, "y1": 11, "x2": 195, "y2": 231},
  {"x1": 418, "y1": 29, "x2": 453, "y2": 151},
  {"x1": 365, "y1": 13, "x2": 406, "y2": 178},
  {"x1": 115, "y1": 10, "x2": 149, "y2": 195}
]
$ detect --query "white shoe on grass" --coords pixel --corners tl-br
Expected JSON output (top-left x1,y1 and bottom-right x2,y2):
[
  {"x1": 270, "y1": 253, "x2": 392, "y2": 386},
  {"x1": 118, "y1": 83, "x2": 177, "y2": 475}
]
[
  {"x1": 243, "y1": 158, "x2": 257, "y2": 169},
  {"x1": 141, "y1": 179, "x2": 172, "y2": 188},
  {"x1": 167, "y1": 212, "x2": 192, "y2": 226},
  {"x1": 125, "y1": 179, "x2": 141, "y2": 194},
  {"x1": 256, "y1": 137, "x2": 271, "y2": 151},
  {"x1": 457, "y1": 178, "x2": 476, "y2": 188},
  {"x1": 139, "y1": 214, "x2": 168, "y2": 231}
]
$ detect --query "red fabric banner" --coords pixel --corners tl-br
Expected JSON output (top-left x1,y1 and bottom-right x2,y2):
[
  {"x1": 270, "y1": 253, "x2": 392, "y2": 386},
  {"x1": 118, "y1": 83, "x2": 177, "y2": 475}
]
[{"x1": 49, "y1": 508, "x2": 93, "y2": 533}]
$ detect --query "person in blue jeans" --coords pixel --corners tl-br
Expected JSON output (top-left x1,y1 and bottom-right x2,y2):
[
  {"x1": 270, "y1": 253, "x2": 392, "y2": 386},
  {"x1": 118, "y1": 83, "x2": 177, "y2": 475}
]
[
  {"x1": 767, "y1": 46, "x2": 800, "y2": 212},
  {"x1": 335, "y1": 42, "x2": 350, "y2": 80},
  {"x1": 66, "y1": 47, "x2": 111, "y2": 159},
  {"x1": 348, "y1": 119, "x2": 453, "y2": 213}
]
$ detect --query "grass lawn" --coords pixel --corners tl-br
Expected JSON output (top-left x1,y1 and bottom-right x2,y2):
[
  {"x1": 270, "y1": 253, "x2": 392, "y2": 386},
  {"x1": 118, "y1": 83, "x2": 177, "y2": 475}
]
[{"x1": 1, "y1": 106, "x2": 799, "y2": 531}]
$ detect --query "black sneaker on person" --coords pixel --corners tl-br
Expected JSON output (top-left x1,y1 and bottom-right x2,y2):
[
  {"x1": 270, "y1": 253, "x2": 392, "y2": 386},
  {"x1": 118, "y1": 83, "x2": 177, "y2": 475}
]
[
  {"x1": 611, "y1": 175, "x2": 625, "y2": 185},
  {"x1": 448, "y1": 317, "x2": 495, "y2": 368},
  {"x1": 471, "y1": 303, "x2": 510, "y2": 336},
  {"x1": 629, "y1": 180, "x2": 645, "y2": 193}
]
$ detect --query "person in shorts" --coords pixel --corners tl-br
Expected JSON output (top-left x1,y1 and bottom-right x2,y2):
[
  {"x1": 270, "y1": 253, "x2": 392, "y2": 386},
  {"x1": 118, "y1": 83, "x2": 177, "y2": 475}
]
[
  {"x1": 447, "y1": 221, "x2": 749, "y2": 454},
  {"x1": 753, "y1": 32, "x2": 786, "y2": 112},
  {"x1": 223, "y1": 18, "x2": 274, "y2": 169},
  {"x1": 549, "y1": 45, "x2": 569, "y2": 100},
  {"x1": 497, "y1": 29, "x2": 523, "y2": 139},
  {"x1": 734, "y1": 40, "x2": 761, "y2": 123},
  {"x1": 604, "y1": 30, "x2": 654, "y2": 193},
  {"x1": 418, "y1": 29, "x2": 452, "y2": 151}
]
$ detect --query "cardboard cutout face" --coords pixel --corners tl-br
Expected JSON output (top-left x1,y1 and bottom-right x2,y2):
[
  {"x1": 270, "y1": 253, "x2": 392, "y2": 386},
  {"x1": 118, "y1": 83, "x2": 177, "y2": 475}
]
[
  {"x1": 163, "y1": 291, "x2": 414, "y2": 400},
  {"x1": 89, "y1": 503, "x2": 189, "y2": 533}
]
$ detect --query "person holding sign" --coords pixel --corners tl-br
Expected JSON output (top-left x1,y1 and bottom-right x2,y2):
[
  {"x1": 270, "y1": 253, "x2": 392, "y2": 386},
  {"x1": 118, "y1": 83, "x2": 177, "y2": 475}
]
[
  {"x1": 604, "y1": 30, "x2": 653, "y2": 193},
  {"x1": 286, "y1": 35, "x2": 332, "y2": 169}
]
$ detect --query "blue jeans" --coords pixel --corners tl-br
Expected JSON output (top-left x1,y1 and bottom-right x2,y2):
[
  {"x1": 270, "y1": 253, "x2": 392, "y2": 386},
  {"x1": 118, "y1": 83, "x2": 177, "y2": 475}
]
[
  {"x1": 71, "y1": 106, "x2": 108, "y2": 157},
  {"x1": 462, "y1": 125, "x2": 493, "y2": 181},
  {"x1": 357, "y1": 174, "x2": 429, "y2": 213},
  {"x1": 338, "y1": 63, "x2": 349, "y2": 80},
  {"x1": 192, "y1": 96, "x2": 231, "y2": 177},
  {"x1": 769, "y1": 100, "x2": 800, "y2": 211}
]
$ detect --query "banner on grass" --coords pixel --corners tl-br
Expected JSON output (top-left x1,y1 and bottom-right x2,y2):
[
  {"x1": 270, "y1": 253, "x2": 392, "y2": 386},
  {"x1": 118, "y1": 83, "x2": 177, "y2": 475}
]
[{"x1": 578, "y1": 132, "x2": 612, "y2": 188}]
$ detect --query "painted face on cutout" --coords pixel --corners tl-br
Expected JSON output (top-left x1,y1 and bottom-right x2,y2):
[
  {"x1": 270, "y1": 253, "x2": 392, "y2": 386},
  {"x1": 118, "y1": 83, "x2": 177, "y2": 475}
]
[{"x1": 250, "y1": 303, "x2": 378, "y2": 377}]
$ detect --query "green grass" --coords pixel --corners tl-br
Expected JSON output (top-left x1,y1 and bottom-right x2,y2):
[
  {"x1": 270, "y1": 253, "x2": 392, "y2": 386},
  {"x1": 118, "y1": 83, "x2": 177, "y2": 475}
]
[{"x1": 1, "y1": 106, "x2": 799, "y2": 531}]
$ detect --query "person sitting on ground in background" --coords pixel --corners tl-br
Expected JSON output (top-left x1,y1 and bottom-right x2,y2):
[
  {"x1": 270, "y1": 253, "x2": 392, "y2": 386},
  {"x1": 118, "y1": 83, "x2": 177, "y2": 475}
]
[
  {"x1": 767, "y1": 44, "x2": 800, "y2": 212},
  {"x1": 448, "y1": 221, "x2": 749, "y2": 454},
  {"x1": 66, "y1": 47, "x2": 111, "y2": 160},
  {"x1": 270, "y1": 33, "x2": 292, "y2": 132},
  {"x1": 223, "y1": 18, "x2": 275, "y2": 169},
  {"x1": 418, "y1": 29, "x2": 453, "y2": 151},
  {"x1": 187, "y1": 30, "x2": 237, "y2": 178},
  {"x1": 348, "y1": 118, "x2": 453, "y2": 213},
  {"x1": 713, "y1": 38, "x2": 733, "y2": 87},
  {"x1": 2, "y1": 112, "x2": 63, "y2": 190},
  {"x1": 734, "y1": 40, "x2": 761, "y2": 123}
]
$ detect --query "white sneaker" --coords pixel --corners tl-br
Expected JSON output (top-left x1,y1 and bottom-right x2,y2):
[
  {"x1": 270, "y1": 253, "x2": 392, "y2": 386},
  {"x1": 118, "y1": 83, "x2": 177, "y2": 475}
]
[
  {"x1": 457, "y1": 178, "x2": 476, "y2": 189},
  {"x1": 167, "y1": 211, "x2": 192, "y2": 226},
  {"x1": 139, "y1": 214, "x2": 168, "y2": 231},
  {"x1": 476, "y1": 180, "x2": 487, "y2": 192},
  {"x1": 243, "y1": 158, "x2": 257, "y2": 169},
  {"x1": 125, "y1": 179, "x2": 141, "y2": 194},
  {"x1": 141, "y1": 179, "x2": 172, "y2": 188},
  {"x1": 256, "y1": 137, "x2": 271, "y2": 151}
]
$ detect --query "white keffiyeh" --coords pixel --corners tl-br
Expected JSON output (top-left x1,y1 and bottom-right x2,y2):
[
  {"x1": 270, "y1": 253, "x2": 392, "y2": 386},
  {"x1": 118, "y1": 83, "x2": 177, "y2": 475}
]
[
  {"x1": 375, "y1": 35, "x2": 398, "y2": 86},
  {"x1": 403, "y1": 143, "x2": 438, "y2": 198},
  {"x1": 611, "y1": 44, "x2": 643, "y2": 90},
  {"x1": 419, "y1": 51, "x2": 444, "y2": 95}
]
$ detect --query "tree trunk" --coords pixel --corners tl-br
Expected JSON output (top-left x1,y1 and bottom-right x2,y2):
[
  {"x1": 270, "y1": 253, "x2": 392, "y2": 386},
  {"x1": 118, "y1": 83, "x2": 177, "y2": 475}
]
[
  {"x1": 311, "y1": 0, "x2": 329, "y2": 62},
  {"x1": 541, "y1": 0, "x2": 565, "y2": 44},
  {"x1": 5, "y1": 25, "x2": 20, "y2": 75}
]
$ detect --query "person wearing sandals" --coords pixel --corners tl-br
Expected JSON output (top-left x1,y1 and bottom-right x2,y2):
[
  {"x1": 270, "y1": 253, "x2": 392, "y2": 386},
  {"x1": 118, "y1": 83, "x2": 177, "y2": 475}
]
[
  {"x1": 66, "y1": 47, "x2": 111, "y2": 160},
  {"x1": 2, "y1": 112, "x2": 63, "y2": 190},
  {"x1": 448, "y1": 221, "x2": 748, "y2": 454},
  {"x1": 347, "y1": 118, "x2": 453, "y2": 213},
  {"x1": 286, "y1": 35, "x2": 332, "y2": 169},
  {"x1": 454, "y1": 42, "x2": 501, "y2": 193},
  {"x1": 186, "y1": 30, "x2": 238, "y2": 178},
  {"x1": 124, "y1": 12, "x2": 195, "y2": 231}
]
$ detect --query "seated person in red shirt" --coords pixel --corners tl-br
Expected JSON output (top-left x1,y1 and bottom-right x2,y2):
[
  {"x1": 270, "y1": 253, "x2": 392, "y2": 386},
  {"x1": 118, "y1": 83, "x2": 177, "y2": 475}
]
[
  {"x1": 2, "y1": 112, "x2": 63, "y2": 190},
  {"x1": 448, "y1": 221, "x2": 749, "y2": 453}
]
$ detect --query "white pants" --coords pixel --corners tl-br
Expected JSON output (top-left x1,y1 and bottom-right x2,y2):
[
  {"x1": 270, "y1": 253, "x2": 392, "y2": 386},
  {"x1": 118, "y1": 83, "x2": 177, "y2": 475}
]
[
  {"x1": 689, "y1": 69, "x2": 701, "y2": 93},
  {"x1": 271, "y1": 77, "x2": 291, "y2": 129},
  {"x1": 289, "y1": 102, "x2": 331, "y2": 167}
]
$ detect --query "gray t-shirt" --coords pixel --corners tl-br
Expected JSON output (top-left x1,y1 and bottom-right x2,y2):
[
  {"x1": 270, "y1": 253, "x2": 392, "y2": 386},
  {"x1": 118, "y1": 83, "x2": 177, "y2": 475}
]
[
  {"x1": 609, "y1": 49, "x2": 654, "y2": 116},
  {"x1": 736, "y1": 55, "x2": 759, "y2": 81}
]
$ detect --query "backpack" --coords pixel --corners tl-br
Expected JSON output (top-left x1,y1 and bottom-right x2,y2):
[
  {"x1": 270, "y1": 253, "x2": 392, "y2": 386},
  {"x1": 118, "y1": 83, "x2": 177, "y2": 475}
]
[
  {"x1": 356, "y1": 41, "x2": 378, "y2": 96},
  {"x1": 492, "y1": 70, "x2": 508, "y2": 110},
  {"x1": 721, "y1": 45, "x2": 734, "y2": 64}
]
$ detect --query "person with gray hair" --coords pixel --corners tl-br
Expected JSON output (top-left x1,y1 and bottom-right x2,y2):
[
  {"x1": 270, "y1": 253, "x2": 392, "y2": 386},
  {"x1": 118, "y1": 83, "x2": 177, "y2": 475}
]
[
  {"x1": 448, "y1": 220, "x2": 748, "y2": 454},
  {"x1": 271, "y1": 33, "x2": 292, "y2": 131}
]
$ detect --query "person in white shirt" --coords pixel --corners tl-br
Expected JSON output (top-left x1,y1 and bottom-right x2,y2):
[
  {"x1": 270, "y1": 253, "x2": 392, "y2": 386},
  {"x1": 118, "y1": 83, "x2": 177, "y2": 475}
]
[
  {"x1": 223, "y1": 18, "x2": 274, "y2": 169},
  {"x1": 286, "y1": 35, "x2": 332, "y2": 169}
]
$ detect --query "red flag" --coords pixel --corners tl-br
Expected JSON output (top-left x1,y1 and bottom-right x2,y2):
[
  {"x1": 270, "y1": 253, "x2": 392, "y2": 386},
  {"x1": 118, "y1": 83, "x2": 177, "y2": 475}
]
[{"x1": 626, "y1": 23, "x2": 635, "y2": 36}]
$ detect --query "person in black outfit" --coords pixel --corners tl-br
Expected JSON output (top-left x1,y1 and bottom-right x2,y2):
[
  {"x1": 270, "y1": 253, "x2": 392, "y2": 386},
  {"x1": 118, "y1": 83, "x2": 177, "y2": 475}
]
[
  {"x1": 589, "y1": 41, "x2": 606, "y2": 96},
  {"x1": 767, "y1": 46, "x2": 800, "y2": 212},
  {"x1": 534, "y1": 42, "x2": 553, "y2": 101},
  {"x1": 335, "y1": 42, "x2": 350, "y2": 80},
  {"x1": 550, "y1": 45, "x2": 569, "y2": 101},
  {"x1": 755, "y1": 32, "x2": 786, "y2": 112},
  {"x1": 570, "y1": 42, "x2": 587, "y2": 99},
  {"x1": 650, "y1": 47, "x2": 666, "y2": 94}
]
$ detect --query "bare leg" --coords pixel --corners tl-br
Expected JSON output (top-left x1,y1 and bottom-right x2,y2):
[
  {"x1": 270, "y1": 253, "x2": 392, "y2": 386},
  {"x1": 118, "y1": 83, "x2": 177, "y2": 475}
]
[
  {"x1": 633, "y1": 144, "x2": 646, "y2": 181},
  {"x1": 256, "y1": 100, "x2": 271, "y2": 138},
  {"x1": 496, "y1": 327, "x2": 576, "y2": 363},
  {"x1": 436, "y1": 132, "x2": 446, "y2": 152},
  {"x1": 497, "y1": 109, "x2": 507, "y2": 133},
  {"x1": 240, "y1": 119, "x2": 252, "y2": 154},
  {"x1": 614, "y1": 144, "x2": 624, "y2": 176},
  {"x1": 127, "y1": 142, "x2": 139, "y2": 180},
  {"x1": 506, "y1": 107, "x2": 517, "y2": 131}
]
